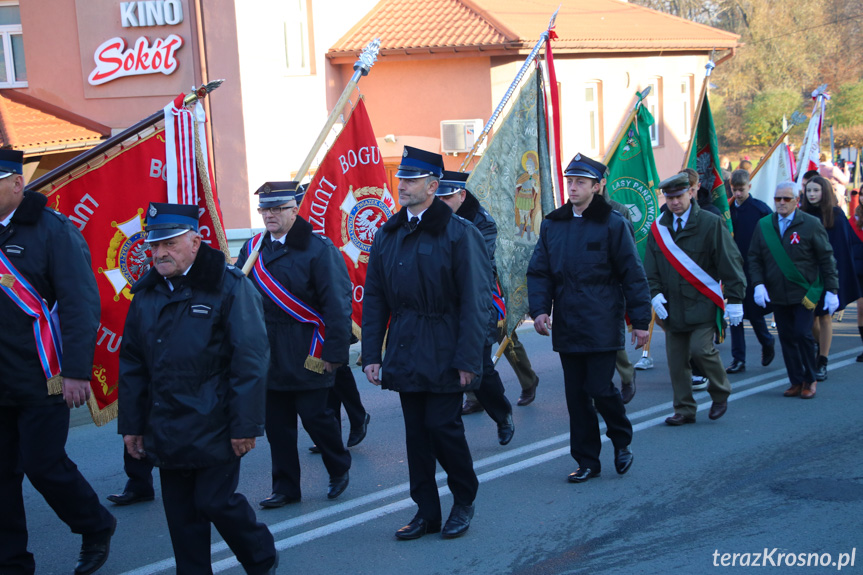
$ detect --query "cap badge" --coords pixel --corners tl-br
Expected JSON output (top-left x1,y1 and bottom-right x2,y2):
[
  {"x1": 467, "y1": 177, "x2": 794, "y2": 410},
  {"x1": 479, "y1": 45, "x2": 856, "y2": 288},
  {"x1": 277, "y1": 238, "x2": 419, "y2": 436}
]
[
  {"x1": 148, "y1": 205, "x2": 157, "y2": 217},
  {"x1": 403, "y1": 148, "x2": 408, "y2": 157}
]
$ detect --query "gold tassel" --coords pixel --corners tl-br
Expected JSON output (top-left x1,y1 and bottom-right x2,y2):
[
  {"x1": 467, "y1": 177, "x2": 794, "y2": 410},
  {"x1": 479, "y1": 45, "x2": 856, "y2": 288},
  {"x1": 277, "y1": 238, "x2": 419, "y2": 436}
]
[
  {"x1": 89, "y1": 397, "x2": 119, "y2": 427},
  {"x1": 46, "y1": 374, "x2": 63, "y2": 395},
  {"x1": 304, "y1": 355, "x2": 326, "y2": 374},
  {"x1": 0, "y1": 274, "x2": 14, "y2": 288},
  {"x1": 802, "y1": 296, "x2": 816, "y2": 310},
  {"x1": 497, "y1": 319, "x2": 506, "y2": 329}
]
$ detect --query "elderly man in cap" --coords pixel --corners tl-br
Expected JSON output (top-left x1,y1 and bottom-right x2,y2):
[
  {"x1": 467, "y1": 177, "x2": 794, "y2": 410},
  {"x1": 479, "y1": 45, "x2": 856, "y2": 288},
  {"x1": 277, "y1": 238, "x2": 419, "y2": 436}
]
[
  {"x1": 437, "y1": 170, "x2": 515, "y2": 446},
  {"x1": 119, "y1": 203, "x2": 278, "y2": 574},
  {"x1": 1, "y1": 149, "x2": 116, "y2": 575},
  {"x1": 363, "y1": 146, "x2": 491, "y2": 540},
  {"x1": 528, "y1": 153, "x2": 651, "y2": 483},
  {"x1": 644, "y1": 173, "x2": 746, "y2": 426},
  {"x1": 236, "y1": 182, "x2": 352, "y2": 506}
]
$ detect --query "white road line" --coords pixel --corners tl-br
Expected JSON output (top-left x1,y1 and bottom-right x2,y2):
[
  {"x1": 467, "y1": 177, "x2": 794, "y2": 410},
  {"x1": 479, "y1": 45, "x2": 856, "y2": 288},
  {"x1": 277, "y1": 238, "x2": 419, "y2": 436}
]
[{"x1": 120, "y1": 348, "x2": 862, "y2": 574}]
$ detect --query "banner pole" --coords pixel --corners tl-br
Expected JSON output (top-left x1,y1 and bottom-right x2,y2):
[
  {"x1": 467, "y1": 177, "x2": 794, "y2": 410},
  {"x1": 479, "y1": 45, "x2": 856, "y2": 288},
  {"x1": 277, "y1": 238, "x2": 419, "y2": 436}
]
[
  {"x1": 601, "y1": 88, "x2": 650, "y2": 166},
  {"x1": 682, "y1": 61, "x2": 714, "y2": 170},
  {"x1": 749, "y1": 110, "x2": 807, "y2": 179}
]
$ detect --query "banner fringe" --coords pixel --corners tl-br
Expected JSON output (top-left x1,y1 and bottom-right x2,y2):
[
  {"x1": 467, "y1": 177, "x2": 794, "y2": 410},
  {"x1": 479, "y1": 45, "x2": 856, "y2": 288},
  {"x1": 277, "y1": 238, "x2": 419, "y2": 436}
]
[
  {"x1": 47, "y1": 375, "x2": 63, "y2": 395},
  {"x1": 304, "y1": 355, "x2": 325, "y2": 374},
  {"x1": 88, "y1": 397, "x2": 118, "y2": 427}
]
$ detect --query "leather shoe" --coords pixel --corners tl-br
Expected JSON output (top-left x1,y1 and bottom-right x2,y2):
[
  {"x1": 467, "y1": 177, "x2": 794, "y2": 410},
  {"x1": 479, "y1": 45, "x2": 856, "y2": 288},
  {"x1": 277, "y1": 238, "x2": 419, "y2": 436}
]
[
  {"x1": 346, "y1": 413, "x2": 371, "y2": 447},
  {"x1": 761, "y1": 344, "x2": 775, "y2": 366},
  {"x1": 395, "y1": 515, "x2": 441, "y2": 540},
  {"x1": 497, "y1": 413, "x2": 515, "y2": 445},
  {"x1": 441, "y1": 504, "x2": 474, "y2": 539},
  {"x1": 665, "y1": 413, "x2": 695, "y2": 426},
  {"x1": 75, "y1": 516, "x2": 116, "y2": 575},
  {"x1": 517, "y1": 379, "x2": 539, "y2": 406},
  {"x1": 308, "y1": 444, "x2": 321, "y2": 454},
  {"x1": 265, "y1": 553, "x2": 279, "y2": 575},
  {"x1": 106, "y1": 490, "x2": 154, "y2": 506},
  {"x1": 461, "y1": 399, "x2": 484, "y2": 415},
  {"x1": 801, "y1": 382, "x2": 816, "y2": 399},
  {"x1": 725, "y1": 359, "x2": 745, "y2": 374},
  {"x1": 620, "y1": 372, "x2": 636, "y2": 404},
  {"x1": 567, "y1": 467, "x2": 600, "y2": 483},
  {"x1": 327, "y1": 471, "x2": 349, "y2": 499},
  {"x1": 614, "y1": 446, "x2": 633, "y2": 475},
  {"x1": 259, "y1": 493, "x2": 301, "y2": 508},
  {"x1": 708, "y1": 401, "x2": 727, "y2": 420},
  {"x1": 783, "y1": 384, "x2": 802, "y2": 397}
]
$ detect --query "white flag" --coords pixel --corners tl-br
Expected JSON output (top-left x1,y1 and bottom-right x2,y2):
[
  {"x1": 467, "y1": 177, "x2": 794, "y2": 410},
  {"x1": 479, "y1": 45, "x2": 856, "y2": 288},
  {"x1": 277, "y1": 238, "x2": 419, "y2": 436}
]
[
  {"x1": 795, "y1": 91, "x2": 827, "y2": 185},
  {"x1": 751, "y1": 143, "x2": 794, "y2": 209}
]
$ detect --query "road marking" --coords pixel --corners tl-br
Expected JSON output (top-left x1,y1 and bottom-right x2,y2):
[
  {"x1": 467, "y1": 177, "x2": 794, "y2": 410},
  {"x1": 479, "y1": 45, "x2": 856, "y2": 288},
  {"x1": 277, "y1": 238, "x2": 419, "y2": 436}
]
[{"x1": 120, "y1": 348, "x2": 862, "y2": 574}]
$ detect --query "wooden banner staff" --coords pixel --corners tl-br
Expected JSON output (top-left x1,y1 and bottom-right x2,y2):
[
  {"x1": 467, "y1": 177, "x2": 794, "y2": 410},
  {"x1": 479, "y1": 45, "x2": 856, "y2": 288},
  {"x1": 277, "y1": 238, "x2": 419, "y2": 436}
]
[
  {"x1": 241, "y1": 38, "x2": 381, "y2": 276},
  {"x1": 749, "y1": 110, "x2": 808, "y2": 179},
  {"x1": 601, "y1": 86, "x2": 651, "y2": 166}
]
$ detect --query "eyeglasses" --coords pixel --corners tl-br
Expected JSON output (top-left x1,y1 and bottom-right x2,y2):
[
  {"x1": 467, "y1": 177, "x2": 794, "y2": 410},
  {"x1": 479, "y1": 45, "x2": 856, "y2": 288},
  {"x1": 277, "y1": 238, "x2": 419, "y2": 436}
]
[
  {"x1": 773, "y1": 196, "x2": 796, "y2": 203},
  {"x1": 257, "y1": 206, "x2": 295, "y2": 214}
]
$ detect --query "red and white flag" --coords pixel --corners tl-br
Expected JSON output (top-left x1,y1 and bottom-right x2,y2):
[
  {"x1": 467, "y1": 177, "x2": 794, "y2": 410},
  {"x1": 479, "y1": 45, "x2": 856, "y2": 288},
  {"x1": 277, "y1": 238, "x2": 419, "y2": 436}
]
[{"x1": 795, "y1": 88, "x2": 828, "y2": 183}]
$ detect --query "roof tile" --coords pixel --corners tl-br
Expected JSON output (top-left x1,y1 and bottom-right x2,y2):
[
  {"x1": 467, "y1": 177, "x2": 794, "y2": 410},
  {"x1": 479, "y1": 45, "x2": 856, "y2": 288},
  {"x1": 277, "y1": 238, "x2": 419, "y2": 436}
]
[{"x1": 0, "y1": 91, "x2": 108, "y2": 153}]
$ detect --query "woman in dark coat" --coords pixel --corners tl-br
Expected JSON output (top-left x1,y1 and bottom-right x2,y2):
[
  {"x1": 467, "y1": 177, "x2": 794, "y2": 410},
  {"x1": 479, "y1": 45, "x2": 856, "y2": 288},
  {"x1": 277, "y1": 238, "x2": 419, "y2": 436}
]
[{"x1": 801, "y1": 176, "x2": 863, "y2": 379}]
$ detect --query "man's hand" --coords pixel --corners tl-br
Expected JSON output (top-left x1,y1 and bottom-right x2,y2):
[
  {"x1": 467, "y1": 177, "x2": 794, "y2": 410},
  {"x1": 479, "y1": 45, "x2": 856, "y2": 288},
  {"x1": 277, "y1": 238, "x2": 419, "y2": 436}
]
[
  {"x1": 458, "y1": 370, "x2": 476, "y2": 388},
  {"x1": 62, "y1": 377, "x2": 91, "y2": 408},
  {"x1": 323, "y1": 361, "x2": 342, "y2": 374},
  {"x1": 231, "y1": 438, "x2": 256, "y2": 457},
  {"x1": 632, "y1": 328, "x2": 649, "y2": 349},
  {"x1": 533, "y1": 314, "x2": 552, "y2": 336},
  {"x1": 124, "y1": 435, "x2": 145, "y2": 460},
  {"x1": 364, "y1": 363, "x2": 382, "y2": 386},
  {"x1": 824, "y1": 291, "x2": 840, "y2": 315},
  {"x1": 753, "y1": 284, "x2": 770, "y2": 308},
  {"x1": 651, "y1": 294, "x2": 668, "y2": 320},
  {"x1": 724, "y1": 303, "x2": 744, "y2": 326}
]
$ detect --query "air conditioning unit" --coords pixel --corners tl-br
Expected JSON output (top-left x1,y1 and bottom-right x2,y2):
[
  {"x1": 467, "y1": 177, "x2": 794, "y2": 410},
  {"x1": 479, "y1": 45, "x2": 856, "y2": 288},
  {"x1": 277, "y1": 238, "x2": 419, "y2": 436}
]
[{"x1": 440, "y1": 119, "x2": 485, "y2": 155}]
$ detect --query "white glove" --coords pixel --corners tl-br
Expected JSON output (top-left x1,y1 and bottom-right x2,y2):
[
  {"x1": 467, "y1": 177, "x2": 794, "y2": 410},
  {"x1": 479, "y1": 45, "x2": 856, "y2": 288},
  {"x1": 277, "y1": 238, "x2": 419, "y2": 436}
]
[
  {"x1": 724, "y1": 303, "x2": 743, "y2": 326},
  {"x1": 753, "y1": 284, "x2": 770, "y2": 308},
  {"x1": 824, "y1": 292, "x2": 840, "y2": 315},
  {"x1": 651, "y1": 293, "x2": 668, "y2": 320}
]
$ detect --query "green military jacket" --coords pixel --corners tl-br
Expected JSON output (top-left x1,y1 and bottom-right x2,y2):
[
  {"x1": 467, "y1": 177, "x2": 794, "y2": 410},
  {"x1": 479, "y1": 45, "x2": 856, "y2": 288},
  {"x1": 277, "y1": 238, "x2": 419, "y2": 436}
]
[
  {"x1": 747, "y1": 208, "x2": 838, "y2": 306},
  {"x1": 644, "y1": 202, "x2": 746, "y2": 332}
]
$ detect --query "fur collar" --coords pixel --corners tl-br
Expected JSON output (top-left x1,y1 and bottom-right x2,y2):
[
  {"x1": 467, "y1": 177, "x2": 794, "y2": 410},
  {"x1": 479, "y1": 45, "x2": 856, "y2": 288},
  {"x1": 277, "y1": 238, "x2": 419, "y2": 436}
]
[
  {"x1": 131, "y1": 241, "x2": 227, "y2": 294},
  {"x1": 283, "y1": 215, "x2": 313, "y2": 250},
  {"x1": 545, "y1": 193, "x2": 613, "y2": 222},
  {"x1": 456, "y1": 191, "x2": 480, "y2": 222},
  {"x1": 10, "y1": 191, "x2": 47, "y2": 225},
  {"x1": 382, "y1": 197, "x2": 453, "y2": 236}
]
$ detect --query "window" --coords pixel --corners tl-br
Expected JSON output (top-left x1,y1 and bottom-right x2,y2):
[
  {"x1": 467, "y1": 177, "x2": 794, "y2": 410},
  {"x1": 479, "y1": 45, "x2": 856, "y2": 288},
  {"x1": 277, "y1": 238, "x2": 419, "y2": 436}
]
[
  {"x1": 284, "y1": 0, "x2": 314, "y2": 76},
  {"x1": 584, "y1": 81, "x2": 603, "y2": 156},
  {"x1": 0, "y1": 2, "x2": 26, "y2": 87},
  {"x1": 681, "y1": 75, "x2": 694, "y2": 139},
  {"x1": 644, "y1": 77, "x2": 663, "y2": 147}
]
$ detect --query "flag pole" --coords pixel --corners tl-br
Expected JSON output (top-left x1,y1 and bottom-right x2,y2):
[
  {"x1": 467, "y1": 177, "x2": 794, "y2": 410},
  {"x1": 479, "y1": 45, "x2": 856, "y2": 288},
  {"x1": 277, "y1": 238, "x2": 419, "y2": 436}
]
[
  {"x1": 749, "y1": 110, "x2": 807, "y2": 179},
  {"x1": 682, "y1": 60, "x2": 715, "y2": 170},
  {"x1": 601, "y1": 87, "x2": 651, "y2": 165},
  {"x1": 241, "y1": 39, "x2": 381, "y2": 276}
]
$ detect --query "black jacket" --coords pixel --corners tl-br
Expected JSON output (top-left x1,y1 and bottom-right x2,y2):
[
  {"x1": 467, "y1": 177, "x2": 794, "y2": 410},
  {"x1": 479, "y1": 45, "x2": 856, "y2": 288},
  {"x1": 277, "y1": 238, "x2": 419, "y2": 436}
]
[
  {"x1": 0, "y1": 191, "x2": 100, "y2": 406},
  {"x1": 456, "y1": 191, "x2": 499, "y2": 345},
  {"x1": 236, "y1": 216, "x2": 352, "y2": 391},
  {"x1": 527, "y1": 194, "x2": 652, "y2": 353},
  {"x1": 362, "y1": 198, "x2": 492, "y2": 393},
  {"x1": 118, "y1": 243, "x2": 270, "y2": 469}
]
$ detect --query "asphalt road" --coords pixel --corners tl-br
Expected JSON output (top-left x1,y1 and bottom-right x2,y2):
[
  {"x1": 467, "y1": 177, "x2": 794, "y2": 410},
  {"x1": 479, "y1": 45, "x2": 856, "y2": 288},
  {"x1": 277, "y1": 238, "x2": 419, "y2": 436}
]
[{"x1": 24, "y1": 306, "x2": 863, "y2": 575}]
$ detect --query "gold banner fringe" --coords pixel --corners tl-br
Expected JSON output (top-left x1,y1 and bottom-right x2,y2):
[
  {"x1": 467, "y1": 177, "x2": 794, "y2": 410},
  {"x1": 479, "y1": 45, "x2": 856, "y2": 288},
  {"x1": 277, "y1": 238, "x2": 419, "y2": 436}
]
[
  {"x1": 88, "y1": 395, "x2": 118, "y2": 427},
  {"x1": 802, "y1": 296, "x2": 816, "y2": 310},
  {"x1": 304, "y1": 355, "x2": 325, "y2": 374},
  {"x1": 47, "y1": 375, "x2": 63, "y2": 395},
  {"x1": 352, "y1": 322, "x2": 362, "y2": 342}
]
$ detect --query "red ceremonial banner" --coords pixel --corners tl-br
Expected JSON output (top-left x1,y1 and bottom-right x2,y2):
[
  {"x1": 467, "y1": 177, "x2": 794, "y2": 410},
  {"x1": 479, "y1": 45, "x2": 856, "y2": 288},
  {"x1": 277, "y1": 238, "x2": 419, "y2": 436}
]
[
  {"x1": 298, "y1": 98, "x2": 394, "y2": 338},
  {"x1": 34, "y1": 116, "x2": 223, "y2": 425}
]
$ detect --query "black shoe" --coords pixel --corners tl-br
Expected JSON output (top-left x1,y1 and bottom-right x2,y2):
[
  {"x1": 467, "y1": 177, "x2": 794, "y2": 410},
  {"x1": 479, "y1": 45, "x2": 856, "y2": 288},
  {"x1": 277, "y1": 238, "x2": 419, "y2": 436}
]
[
  {"x1": 725, "y1": 359, "x2": 745, "y2": 374},
  {"x1": 461, "y1": 399, "x2": 484, "y2": 415},
  {"x1": 395, "y1": 515, "x2": 442, "y2": 540},
  {"x1": 614, "y1": 446, "x2": 633, "y2": 475},
  {"x1": 761, "y1": 344, "x2": 775, "y2": 367},
  {"x1": 620, "y1": 372, "x2": 636, "y2": 404},
  {"x1": 857, "y1": 351, "x2": 863, "y2": 363},
  {"x1": 517, "y1": 379, "x2": 539, "y2": 406},
  {"x1": 815, "y1": 355, "x2": 828, "y2": 381},
  {"x1": 265, "y1": 553, "x2": 279, "y2": 575},
  {"x1": 567, "y1": 468, "x2": 600, "y2": 483},
  {"x1": 259, "y1": 493, "x2": 300, "y2": 508},
  {"x1": 75, "y1": 516, "x2": 116, "y2": 575},
  {"x1": 497, "y1": 413, "x2": 515, "y2": 446},
  {"x1": 308, "y1": 445, "x2": 321, "y2": 454},
  {"x1": 346, "y1": 413, "x2": 371, "y2": 447},
  {"x1": 665, "y1": 413, "x2": 696, "y2": 426},
  {"x1": 442, "y1": 504, "x2": 474, "y2": 539},
  {"x1": 708, "y1": 401, "x2": 728, "y2": 420},
  {"x1": 106, "y1": 490, "x2": 154, "y2": 506},
  {"x1": 327, "y1": 472, "x2": 349, "y2": 500}
]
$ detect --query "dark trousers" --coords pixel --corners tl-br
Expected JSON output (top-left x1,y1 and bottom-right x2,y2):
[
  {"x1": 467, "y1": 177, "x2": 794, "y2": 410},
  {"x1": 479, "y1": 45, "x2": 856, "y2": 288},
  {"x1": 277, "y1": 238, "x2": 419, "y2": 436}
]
[
  {"x1": 399, "y1": 392, "x2": 478, "y2": 522},
  {"x1": 266, "y1": 388, "x2": 351, "y2": 499},
  {"x1": 0, "y1": 403, "x2": 115, "y2": 575},
  {"x1": 730, "y1": 297, "x2": 775, "y2": 363},
  {"x1": 559, "y1": 352, "x2": 633, "y2": 471},
  {"x1": 122, "y1": 447, "x2": 155, "y2": 495},
  {"x1": 160, "y1": 460, "x2": 276, "y2": 575},
  {"x1": 473, "y1": 344, "x2": 513, "y2": 425},
  {"x1": 328, "y1": 365, "x2": 367, "y2": 432},
  {"x1": 773, "y1": 303, "x2": 816, "y2": 386}
]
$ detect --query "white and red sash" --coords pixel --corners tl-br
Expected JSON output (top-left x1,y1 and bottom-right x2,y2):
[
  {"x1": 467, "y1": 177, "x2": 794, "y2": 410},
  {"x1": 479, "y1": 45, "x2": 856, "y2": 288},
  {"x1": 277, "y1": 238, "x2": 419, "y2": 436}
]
[
  {"x1": 651, "y1": 222, "x2": 725, "y2": 310},
  {"x1": 0, "y1": 249, "x2": 63, "y2": 390},
  {"x1": 248, "y1": 233, "x2": 326, "y2": 373}
]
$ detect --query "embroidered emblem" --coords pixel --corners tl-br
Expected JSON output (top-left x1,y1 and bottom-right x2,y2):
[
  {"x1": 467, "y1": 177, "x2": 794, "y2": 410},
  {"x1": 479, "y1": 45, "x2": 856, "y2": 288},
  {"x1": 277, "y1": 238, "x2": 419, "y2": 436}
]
[
  {"x1": 99, "y1": 209, "x2": 151, "y2": 302},
  {"x1": 339, "y1": 185, "x2": 395, "y2": 267}
]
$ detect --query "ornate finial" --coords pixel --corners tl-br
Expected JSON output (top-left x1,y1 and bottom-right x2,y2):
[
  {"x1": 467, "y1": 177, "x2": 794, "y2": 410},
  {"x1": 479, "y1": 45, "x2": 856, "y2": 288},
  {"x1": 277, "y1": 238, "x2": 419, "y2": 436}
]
[
  {"x1": 705, "y1": 60, "x2": 716, "y2": 78},
  {"x1": 354, "y1": 38, "x2": 381, "y2": 76},
  {"x1": 184, "y1": 79, "x2": 225, "y2": 105},
  {"x1": 789, "y1": 110, "x2": 807, "y2": 127},
  {"x1": 548, "y1": 5, "x2": 561, "y2": 29},
  {"x1": 812, "y1": 84, "x2": 829, "y2": 100}
]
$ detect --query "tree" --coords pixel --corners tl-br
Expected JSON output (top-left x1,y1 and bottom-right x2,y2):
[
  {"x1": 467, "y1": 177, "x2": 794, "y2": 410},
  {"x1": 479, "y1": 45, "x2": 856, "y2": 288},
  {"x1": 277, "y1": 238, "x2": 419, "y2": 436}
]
[{"x1": 743, "y1": 90, "x2": 804, "y2": 146}]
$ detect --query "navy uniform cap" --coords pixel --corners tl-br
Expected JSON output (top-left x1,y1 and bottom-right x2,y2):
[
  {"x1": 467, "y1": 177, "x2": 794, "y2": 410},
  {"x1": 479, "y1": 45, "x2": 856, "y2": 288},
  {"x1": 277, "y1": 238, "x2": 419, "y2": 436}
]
[
  {"x1": 396, "y1": 146, "x2": 444, "y2": 179},
  {"x1": 564, "y1": 153, "x2": 608, "y2": 181},
  {"x1": 436, "y1": 170, "x2": 470, "y2": 197},
  {"x1": 255, "y1": 181, "x2": 300, "y2": 208},
  {"x1": 658, "y1": 173, "x2": 691, "y2": 197},
  {"x1": 145, "y1": 202, "x2": 199, "y2": 242},
  {"x1": 0, "y1": 149, "x2": 24, "y2": 179}
]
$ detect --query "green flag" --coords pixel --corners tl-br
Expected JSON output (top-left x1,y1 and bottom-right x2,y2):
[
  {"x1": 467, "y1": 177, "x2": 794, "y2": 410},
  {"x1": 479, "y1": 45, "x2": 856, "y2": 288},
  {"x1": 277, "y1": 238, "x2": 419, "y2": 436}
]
[
  {"x1": 687, "y1": 93, "x2": 732, "y2": 232},
  {"x1": 467, "y1": 68, "x2": 555, "y2": 334},
  {"x1": 606, "y1": 93, "x2": 660, "y2": 259}
]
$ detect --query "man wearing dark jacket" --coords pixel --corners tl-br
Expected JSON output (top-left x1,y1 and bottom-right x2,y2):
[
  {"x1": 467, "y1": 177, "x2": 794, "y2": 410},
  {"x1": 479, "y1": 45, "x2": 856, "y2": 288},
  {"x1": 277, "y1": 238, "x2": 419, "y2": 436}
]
[
  {"x1": 1, "y1": 149, "x2": 116, "y2": 575},
  {"x1": 528, "y1": 154, "x2": 651, "y2": 483},
  {"x1": 363, "y1": 147, "x2": 491, "y2": 540},
  {"x1": 437, "y1": 170, "x2": 514, "y2": 446},
  {"x1": 119, "y1": 203, "x2": 277, "y2": 574},
  {"x1": 236, "y1": 182, "x2": 352, "y2": 506}
]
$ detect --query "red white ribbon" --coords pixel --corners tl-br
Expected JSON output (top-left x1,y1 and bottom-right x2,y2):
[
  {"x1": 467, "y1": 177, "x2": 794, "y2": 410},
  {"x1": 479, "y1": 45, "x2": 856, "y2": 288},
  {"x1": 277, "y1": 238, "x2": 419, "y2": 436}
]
[{"x1": 651, "y1": 222, "x2": 724, "y2": 310}]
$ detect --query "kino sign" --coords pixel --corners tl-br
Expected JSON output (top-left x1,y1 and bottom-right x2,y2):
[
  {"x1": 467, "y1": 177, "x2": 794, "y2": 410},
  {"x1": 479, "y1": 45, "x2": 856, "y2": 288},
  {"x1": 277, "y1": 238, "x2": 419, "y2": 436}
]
[{"x1": 88, "y1": 1, "x2": 185, "y2": 86}]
